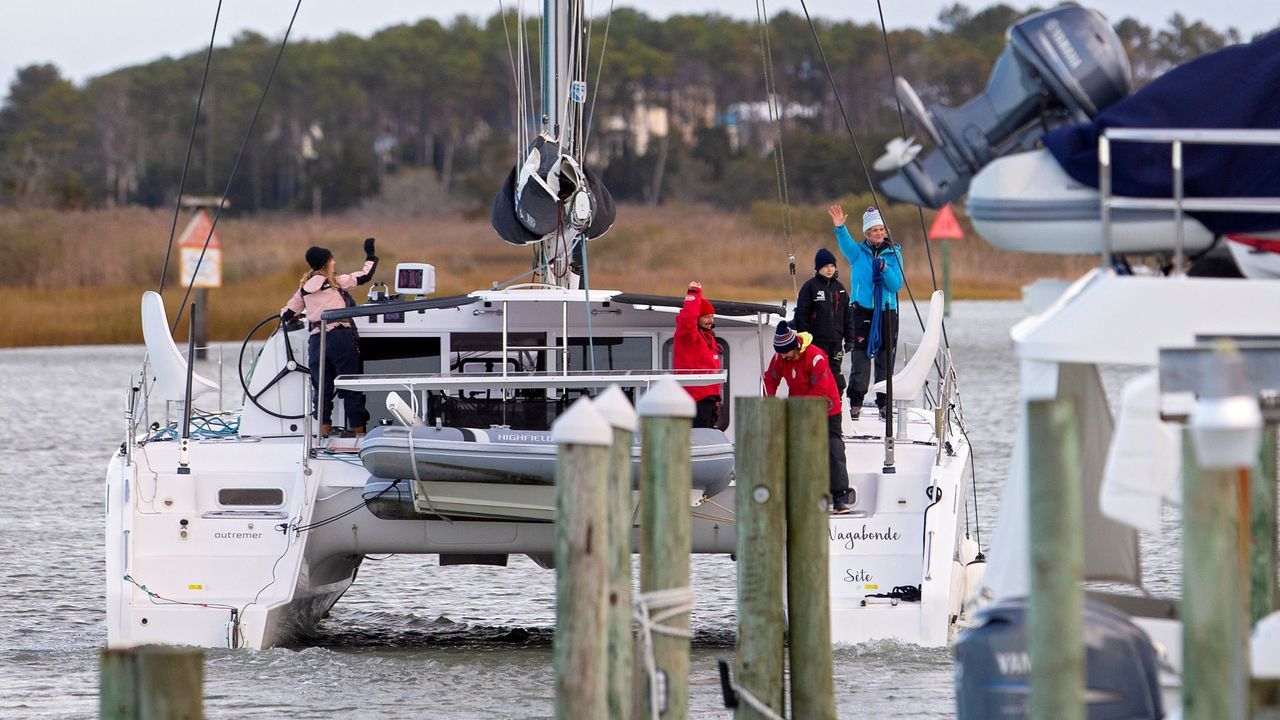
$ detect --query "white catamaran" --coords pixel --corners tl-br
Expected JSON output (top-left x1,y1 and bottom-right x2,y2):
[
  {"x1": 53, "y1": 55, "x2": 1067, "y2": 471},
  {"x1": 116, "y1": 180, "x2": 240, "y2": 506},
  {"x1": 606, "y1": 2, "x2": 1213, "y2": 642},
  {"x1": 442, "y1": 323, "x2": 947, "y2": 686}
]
[{"x1": 105, "y1": 0, "x2": 982, "y2": 651}]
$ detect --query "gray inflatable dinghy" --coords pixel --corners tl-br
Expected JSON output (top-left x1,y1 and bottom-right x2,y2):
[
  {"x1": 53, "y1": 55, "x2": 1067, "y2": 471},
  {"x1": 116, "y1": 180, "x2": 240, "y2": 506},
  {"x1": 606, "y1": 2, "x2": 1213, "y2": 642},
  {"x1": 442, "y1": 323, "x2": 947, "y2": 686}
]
[{"x1": 360, "y1": 424, "x2": 734, "y2": 497}]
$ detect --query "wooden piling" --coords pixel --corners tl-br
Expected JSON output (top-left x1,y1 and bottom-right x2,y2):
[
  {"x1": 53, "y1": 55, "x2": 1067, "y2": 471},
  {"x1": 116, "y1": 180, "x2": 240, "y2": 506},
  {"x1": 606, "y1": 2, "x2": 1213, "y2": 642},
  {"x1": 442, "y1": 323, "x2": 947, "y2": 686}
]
[
  {"x1": 1026, "y1": 399, "x2": 1084, "y2": 720},
  {"x1": 551, "y1": 398, "x2": 614, "y2": 720},
  {"x1": 594, "y1": 386, "x2": 639, "y2": 720},
  {"x1": 941, "y1": 240, "x2": 952, "y2": 318},
  {"x1": 786, "y1": 397, "x2": 837, "y2": 720},
  {"x1": 1181, "y1": 428, "x2": 1247, "y2": 720},
  {"x1": 1251, "y1": 424, "x2": 1277, "y2": 626},
  {"x1": 100, "y1": 645, "x2": 203, "y2": 719},
  {"x1": 636, "y1": 379, "x2": 695, "y2": 719},
  {"x1": 1253, "y1": 425, "x2": 1279, "y2": 710},
  {"x1": 733, "y1": 398, "x2": 787, "y2": 720}
]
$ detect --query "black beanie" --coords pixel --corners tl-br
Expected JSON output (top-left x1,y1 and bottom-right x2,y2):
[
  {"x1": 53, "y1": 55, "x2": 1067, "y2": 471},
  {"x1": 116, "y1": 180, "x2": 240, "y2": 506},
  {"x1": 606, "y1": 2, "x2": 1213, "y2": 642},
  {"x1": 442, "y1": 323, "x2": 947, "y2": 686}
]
[
  {"x1": 305, "y1": 246, "x2": 332, "y2": 270},
  {"x1": 814, "y1": 247, "x2": 837, "y2": 271}
]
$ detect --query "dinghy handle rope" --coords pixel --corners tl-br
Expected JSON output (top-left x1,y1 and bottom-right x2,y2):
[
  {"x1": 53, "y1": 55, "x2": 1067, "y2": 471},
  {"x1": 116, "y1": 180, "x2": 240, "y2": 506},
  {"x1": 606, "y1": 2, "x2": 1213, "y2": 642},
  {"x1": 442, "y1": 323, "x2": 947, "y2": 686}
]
[
  {"x1": 634, "y1": 586, "x2": 694, "y2": 720},
  {"x1": 157, "y1": 0, "x2": 222, "y2": 294},
  {"x1": 170, "y1": 0, "x2": 305, "y2": 333},
  {"x1": 405, "y1": 390, "x2": 453, "y2": 523}
]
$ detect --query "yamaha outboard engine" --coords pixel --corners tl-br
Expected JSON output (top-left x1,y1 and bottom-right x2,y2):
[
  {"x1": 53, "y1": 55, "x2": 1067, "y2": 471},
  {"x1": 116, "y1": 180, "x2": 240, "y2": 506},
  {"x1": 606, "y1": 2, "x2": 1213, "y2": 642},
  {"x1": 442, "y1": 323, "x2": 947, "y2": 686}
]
[
  {"x1": 879, "y1": 4, "x2": 1132, "y2": 208},
  {"x1": 955, "y1": 597, "x2": 1164, "y2": 719}
]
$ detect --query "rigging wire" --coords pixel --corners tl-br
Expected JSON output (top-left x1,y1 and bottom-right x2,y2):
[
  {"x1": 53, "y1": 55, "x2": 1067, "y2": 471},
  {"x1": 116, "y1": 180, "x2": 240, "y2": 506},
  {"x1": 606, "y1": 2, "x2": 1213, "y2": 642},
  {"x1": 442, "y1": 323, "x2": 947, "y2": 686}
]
[
  {"x1": 796, "y1": 0, "x2": 930, "y2": 336},
  {"x1": 581, "y1": 0, "x2": 615, "y2": 157},
  {"x1": 755, "y1": 0, "x2": 799, "y2": 295},
  {"x1": 497, "y1": 0, "x2": 524, "y2": 160},
  {"x1": 873, "y1": 0, "x2": 953, "y2": 353},
  {"x1": 157, "y1": 0, "x2": 223, "y2": 294},
  {"x1": 171, "y1": 0, "x2": 306, "y2": 333}
]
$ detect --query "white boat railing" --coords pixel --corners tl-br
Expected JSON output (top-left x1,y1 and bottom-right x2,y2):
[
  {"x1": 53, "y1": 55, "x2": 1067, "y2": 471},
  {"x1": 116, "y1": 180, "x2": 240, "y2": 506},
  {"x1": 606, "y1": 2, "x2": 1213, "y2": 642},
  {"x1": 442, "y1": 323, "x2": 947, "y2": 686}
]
[
  {"x1": 334, "y1": 369, "x2": 727, "y2": 393},
  {"x1": 1098, "y1": 127, "x2": 1280, "y2": 272}
]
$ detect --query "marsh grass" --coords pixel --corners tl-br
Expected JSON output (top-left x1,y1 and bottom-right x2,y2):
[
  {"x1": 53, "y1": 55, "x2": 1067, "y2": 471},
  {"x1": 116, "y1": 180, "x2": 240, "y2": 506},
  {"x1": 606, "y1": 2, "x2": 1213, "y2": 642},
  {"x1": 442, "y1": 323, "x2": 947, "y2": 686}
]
[{"x1": 0, "y1": 202, "x2": 1095, "y2": 347}]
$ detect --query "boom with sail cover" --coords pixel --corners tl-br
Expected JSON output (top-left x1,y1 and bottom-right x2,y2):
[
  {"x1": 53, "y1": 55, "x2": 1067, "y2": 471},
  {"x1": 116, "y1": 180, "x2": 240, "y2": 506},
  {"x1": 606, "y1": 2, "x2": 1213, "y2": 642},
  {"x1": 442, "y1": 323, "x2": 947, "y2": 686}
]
[{"x1": 492, "y1": 134, "x2": 615, "y2": 246}]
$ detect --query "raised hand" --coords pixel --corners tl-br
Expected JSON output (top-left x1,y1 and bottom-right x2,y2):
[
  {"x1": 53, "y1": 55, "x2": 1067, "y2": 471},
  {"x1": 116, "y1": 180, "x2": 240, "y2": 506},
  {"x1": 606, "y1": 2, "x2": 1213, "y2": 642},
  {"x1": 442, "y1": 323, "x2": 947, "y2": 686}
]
[
  {"x1": 689, "y1": 281, "x2": 702, "y2": 290},
  {"x1": 363, "y1": 237, "x2": 376, "y2": 258},
  {"x1": 827, "y1": 204, "x2": 846, "y2": 227}
]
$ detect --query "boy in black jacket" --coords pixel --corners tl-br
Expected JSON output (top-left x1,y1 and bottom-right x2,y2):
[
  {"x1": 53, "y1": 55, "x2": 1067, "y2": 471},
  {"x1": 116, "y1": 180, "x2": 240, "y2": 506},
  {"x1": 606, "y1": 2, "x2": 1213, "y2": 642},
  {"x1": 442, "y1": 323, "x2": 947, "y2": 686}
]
[{"x1": 792, "y1": 248, "x2": 855, "y2": 394}]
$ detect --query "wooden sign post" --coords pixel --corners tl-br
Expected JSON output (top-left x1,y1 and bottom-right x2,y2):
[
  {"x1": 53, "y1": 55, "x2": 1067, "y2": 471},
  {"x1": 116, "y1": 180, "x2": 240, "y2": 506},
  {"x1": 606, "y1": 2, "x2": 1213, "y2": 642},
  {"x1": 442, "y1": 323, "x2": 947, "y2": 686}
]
[
  {"x1": 177, "y1": 201, "x2": 225, "y2": 359},
  {"x1": 927, "y1": 204, "x2": 963, "y2": 317}
]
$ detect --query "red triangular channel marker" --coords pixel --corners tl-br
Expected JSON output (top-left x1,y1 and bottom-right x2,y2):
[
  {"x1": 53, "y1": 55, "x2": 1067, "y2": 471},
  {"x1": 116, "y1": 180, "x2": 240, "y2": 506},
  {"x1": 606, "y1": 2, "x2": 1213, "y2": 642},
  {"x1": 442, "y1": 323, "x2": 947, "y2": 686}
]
[{"x1": 927, "y1": 204, "x2": 964, "y2": 240}]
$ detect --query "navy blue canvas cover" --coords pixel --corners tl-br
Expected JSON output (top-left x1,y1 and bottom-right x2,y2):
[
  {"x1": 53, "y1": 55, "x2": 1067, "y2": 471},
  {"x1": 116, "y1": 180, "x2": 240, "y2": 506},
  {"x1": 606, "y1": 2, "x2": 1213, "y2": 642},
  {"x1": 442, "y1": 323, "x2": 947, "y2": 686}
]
[{"x1": 1043, "y1": 31, "x2": 1280, "y2": 235}]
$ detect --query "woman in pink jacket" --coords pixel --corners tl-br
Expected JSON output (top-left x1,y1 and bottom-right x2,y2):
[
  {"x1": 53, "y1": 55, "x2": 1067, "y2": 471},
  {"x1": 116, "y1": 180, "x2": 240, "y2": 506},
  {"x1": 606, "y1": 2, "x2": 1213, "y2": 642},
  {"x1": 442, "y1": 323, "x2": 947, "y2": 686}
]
[{"x1": 281, "y1": 239, "x2": 379, "y2": 434}]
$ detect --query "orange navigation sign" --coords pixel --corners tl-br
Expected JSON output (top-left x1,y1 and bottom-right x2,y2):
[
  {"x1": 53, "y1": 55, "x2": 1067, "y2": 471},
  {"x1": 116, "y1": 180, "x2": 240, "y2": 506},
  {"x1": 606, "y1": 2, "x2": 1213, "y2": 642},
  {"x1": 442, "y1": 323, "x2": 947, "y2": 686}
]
[
  {"x1": 927, "y1": 204, "x2": 964, "y2": 240},
  {"x1": 178, "y1": 209, "x2": 223, "y2": 288}
]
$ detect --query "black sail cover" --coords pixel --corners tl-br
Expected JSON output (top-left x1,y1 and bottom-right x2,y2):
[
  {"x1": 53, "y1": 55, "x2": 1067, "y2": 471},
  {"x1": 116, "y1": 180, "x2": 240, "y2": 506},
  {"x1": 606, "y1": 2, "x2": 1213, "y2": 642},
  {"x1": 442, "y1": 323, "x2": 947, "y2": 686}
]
[
  {"x1": 1043, "y1": 30, "x2": 1280, "y2": 235},
  {"x1": 491, "y1": 135, "x2": 616, "y2": 246}
]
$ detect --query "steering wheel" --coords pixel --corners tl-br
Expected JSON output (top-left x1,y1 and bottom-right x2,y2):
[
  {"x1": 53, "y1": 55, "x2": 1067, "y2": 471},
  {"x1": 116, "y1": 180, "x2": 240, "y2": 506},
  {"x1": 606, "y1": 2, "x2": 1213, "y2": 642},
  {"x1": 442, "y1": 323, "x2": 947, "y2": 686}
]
[{"x1": 239, "y1": 314, "x2": 309, "y2": 419}]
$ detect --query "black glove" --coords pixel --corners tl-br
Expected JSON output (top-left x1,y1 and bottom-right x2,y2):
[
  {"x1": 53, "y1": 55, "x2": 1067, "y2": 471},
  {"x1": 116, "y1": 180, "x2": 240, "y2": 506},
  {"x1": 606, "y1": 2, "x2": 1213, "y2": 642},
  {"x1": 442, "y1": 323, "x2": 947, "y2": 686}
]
[
  {"x1": 281, "y1": 309, "x2": 297, "y2": 323},
  {"x1": 363, "y1": 237, "x2": 376, "y2": 259},
  {"x1": 844, "y1": 340, "x2": 855, "y2": 354}
]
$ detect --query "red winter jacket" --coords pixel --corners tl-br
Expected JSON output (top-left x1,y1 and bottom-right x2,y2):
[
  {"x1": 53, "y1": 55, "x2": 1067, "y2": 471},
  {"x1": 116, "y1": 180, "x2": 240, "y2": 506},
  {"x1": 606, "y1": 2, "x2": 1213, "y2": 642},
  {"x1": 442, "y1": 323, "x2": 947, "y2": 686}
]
[
  {"x1": 763, "y1": 339, "x2": 842, "y2": 416},
  {"x1": 673, "y1": 285, "x2": 722, "y2": 402}
]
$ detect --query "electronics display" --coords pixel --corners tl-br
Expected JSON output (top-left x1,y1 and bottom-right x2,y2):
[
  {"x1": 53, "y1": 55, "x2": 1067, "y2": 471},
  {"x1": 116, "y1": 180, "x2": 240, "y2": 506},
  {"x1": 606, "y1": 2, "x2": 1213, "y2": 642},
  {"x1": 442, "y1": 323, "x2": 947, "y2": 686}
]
[{"x1": 394, "y1": 263, "x2": 436, "y2": 296}]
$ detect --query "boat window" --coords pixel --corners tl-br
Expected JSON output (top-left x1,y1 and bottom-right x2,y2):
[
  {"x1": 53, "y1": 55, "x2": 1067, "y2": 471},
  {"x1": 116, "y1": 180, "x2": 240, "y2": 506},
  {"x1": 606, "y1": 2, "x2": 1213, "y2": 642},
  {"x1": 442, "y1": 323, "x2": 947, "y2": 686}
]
[
  {"x1": 661, "y1": 338, "x2": 731, "y2": 431},
  {"x1": 360, "y1": 336, "x2": 442, "y2": 427},
  {"x1": 449, "y1": 332, "x2": 547, "y2": 375},
  {"x1": 554, "y1": 336, "x2": 654, "y2": 372},
  {"x1": 218, "y1": 488, "x2": 284, "y2": 507}
]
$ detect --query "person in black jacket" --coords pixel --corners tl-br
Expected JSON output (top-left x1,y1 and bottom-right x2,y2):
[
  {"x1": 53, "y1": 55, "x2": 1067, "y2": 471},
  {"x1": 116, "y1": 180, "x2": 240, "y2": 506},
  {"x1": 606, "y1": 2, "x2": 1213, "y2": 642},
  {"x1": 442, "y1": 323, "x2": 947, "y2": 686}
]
[{"x1": 791, "y1": 247, "x2": 855, "y2": 394}]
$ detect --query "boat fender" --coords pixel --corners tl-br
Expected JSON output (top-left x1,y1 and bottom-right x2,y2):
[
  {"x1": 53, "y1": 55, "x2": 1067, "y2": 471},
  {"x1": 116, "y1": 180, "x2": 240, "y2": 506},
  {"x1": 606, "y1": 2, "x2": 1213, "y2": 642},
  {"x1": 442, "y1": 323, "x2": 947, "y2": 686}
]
[
  {"x1": 962, "y1": 554, "x2": 988, "y2": 618},
  {"x1": 947, "y1": 560, "x2": 967, "y2": 623}
]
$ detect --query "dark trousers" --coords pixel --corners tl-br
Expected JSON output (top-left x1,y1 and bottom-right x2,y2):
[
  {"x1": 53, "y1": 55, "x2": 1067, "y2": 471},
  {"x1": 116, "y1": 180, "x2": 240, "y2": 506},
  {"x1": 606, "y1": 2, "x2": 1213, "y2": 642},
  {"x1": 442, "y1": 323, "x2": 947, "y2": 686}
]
[
  {"x1": 828, "y1": 413, "x2": 850, "y2": 501},
  {"x1": 308, "y1": 327, "x2": 369, "y2": 428},
  {"x1": 848, "y1": 305, "x2": 898, "y2": 409},
  {"x1": 694, "y1": 396, "x2": 722, "y2": 429}
]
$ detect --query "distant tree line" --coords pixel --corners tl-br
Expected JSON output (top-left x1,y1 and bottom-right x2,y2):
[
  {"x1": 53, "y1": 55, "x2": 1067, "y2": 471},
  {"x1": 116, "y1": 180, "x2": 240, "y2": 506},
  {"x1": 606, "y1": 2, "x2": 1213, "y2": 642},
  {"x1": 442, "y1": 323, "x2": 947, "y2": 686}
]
[{"x1": 0, "y1": 4, "x2": 1251, "y2": 213}]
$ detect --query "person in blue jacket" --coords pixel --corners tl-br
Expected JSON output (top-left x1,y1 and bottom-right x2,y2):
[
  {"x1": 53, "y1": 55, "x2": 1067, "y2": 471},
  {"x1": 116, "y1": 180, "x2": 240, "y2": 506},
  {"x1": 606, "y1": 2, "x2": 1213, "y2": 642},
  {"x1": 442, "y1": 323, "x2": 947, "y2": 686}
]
[{"x1": 828, "y1": 203, "x2": 903, "y2": 420}]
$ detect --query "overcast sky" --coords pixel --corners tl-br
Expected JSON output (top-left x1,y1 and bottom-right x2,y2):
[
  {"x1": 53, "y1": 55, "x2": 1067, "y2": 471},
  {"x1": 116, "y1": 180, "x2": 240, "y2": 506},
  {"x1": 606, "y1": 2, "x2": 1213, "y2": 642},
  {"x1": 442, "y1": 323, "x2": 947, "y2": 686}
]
[{"x1": 2, "y1": 1, "x2": 1276, "y2": 93}]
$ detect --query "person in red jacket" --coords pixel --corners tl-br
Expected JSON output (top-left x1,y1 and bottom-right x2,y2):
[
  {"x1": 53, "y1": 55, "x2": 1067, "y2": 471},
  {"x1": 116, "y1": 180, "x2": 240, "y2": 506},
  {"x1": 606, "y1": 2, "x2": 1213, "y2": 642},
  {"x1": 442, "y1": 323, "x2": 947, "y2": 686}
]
[
  {"x1": 763, "y1": 320, "x2": 851, "y2": 514},
  {"x1": 674, "y1": 281, "x2": 723, "y2": 428}
]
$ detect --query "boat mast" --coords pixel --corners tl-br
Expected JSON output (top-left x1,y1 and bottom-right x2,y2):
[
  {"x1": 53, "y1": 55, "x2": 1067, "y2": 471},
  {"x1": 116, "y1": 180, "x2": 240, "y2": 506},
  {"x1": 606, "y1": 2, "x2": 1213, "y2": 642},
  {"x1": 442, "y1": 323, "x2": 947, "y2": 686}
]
[{"x1": 536, "y1": 0, "x2": 586, "y2": 289}]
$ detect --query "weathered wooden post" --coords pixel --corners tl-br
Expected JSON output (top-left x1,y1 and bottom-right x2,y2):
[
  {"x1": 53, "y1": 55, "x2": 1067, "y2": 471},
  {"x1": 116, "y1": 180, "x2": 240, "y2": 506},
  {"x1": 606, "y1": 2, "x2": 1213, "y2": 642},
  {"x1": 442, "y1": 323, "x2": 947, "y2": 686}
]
[
  {"x1": 551, "y1": 397, "x2": 613, "y2": 720},
  {"x1": 1252, "y1": 423, "x2": 1279, "y2": 709},
  {"x1": 1181, "y1": 432, "x2": 1247, "y2": 720},
  {"x1": 636, "y1": 378, "x2": 695, "y2": 719},
  {"x1": 594, "y1": 385, "x2": 638, "y2": 720},
  {"x1": 733, "y1": 397, "x2": 787, "y2": 720},
  {"x1": 1026, "y1": 398, "x2": 1084, "y2": 720},
  {"x1": 100, "y1": 645, "x2": 203, "y2": 719},
  {"x1": 786, "y1": 396, "x2": 837, "y2": 720},
  {"x1": 1182, "y1": 369, "x2": 1264, "y2": 720},
  {"x1": 1251, "y1": 423, "x2": 1277, "y2": 626}
]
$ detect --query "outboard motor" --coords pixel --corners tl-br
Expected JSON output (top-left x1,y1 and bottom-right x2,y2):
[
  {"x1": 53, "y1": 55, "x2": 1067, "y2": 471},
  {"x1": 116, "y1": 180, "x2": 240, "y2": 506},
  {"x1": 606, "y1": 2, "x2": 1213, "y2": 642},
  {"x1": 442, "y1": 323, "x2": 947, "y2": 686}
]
[
  {"x1": 955, "y1": 597, "x2": 1163, "y2": 719},
  {"x1": 879, "y1": 4, "x2": 1132, "y2": 208}
]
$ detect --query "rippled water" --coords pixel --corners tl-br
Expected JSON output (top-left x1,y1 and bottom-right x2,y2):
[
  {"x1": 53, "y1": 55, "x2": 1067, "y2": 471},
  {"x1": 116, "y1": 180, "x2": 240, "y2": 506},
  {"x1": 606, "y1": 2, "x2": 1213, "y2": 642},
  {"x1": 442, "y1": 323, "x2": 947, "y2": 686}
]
[{"x1": 0, "y1": 301, "x2": 1178, "y2": 718}]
